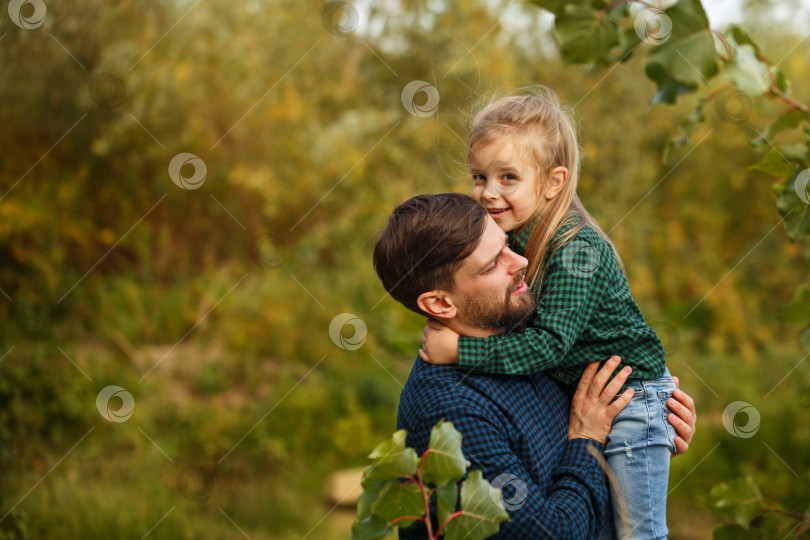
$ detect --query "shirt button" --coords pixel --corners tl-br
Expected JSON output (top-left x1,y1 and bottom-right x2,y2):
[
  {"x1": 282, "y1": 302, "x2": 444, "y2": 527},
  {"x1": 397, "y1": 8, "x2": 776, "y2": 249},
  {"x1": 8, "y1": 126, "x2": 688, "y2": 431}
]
[{"x1": 557, "y1": 371, "x2": 565, "y2": 378}]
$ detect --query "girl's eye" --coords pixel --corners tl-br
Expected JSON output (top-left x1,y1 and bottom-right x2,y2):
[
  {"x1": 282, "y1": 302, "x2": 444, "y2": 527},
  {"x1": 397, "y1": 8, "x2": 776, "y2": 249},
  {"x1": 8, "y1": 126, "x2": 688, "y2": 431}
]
[
  {"x1": 472, "y1": 174, "x2": 485, "y2": 183},
  {"x1": 502, "y1": 173, "x2": 517, "y2": 181}
]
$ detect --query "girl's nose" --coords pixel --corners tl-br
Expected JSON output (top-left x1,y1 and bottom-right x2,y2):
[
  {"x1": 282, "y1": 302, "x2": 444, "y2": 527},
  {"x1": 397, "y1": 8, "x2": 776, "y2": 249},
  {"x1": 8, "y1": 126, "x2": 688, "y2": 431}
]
[{"x1": 483, "y1": 183, "x2": 500, "y2": 200}]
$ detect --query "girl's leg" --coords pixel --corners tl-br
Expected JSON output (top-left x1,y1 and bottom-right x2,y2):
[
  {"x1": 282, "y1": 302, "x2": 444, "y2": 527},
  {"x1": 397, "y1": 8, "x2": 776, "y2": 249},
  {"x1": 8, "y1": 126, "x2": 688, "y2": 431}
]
[{"x1": 604, "y1": 374, "x2": 677, "y2": 540}]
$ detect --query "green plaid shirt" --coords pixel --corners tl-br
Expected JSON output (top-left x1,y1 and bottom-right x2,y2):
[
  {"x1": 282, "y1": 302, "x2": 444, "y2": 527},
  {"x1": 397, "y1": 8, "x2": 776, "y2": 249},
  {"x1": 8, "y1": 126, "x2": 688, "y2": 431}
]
[{"x1": 458, "y1": 216, "x2": 666, "y2": 388}]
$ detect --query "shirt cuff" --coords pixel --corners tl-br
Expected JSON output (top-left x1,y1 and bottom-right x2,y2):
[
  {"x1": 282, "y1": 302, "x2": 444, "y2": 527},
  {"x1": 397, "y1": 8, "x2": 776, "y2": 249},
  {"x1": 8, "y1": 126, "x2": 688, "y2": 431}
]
[
  {"x1": 561, "y1": 438, "x2": 605, "y2": 468},
  {"x1": 457, "y1": 335, "x2": 488, "y2": 369}
]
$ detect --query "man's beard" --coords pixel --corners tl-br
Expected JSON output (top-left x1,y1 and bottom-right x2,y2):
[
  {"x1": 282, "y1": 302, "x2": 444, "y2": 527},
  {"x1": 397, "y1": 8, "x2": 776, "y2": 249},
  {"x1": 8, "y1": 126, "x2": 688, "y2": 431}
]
[{"x1": 459, "y1": 272, "x2": 536, "y2": 330}]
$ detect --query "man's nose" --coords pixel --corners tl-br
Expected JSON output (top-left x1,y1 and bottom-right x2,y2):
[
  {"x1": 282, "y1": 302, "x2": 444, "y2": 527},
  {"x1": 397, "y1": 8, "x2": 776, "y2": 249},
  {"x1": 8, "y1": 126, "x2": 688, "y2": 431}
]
[{"x1": 506, "y1": 249, "x2": 528, "y2": 273}]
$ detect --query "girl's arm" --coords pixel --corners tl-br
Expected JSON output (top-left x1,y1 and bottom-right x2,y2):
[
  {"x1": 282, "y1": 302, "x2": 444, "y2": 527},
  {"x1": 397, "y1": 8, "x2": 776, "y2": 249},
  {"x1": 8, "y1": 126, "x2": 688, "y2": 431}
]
[{"x1": 424, "y1": 233, "x2": 612, "y2": 375}]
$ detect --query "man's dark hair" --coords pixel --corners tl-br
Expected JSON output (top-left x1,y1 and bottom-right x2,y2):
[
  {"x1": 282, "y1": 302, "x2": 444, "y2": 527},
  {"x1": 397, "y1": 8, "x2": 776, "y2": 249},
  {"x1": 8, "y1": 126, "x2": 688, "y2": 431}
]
[{"x1": 373, "y1": 193, "x2": 488, "y2": 316}]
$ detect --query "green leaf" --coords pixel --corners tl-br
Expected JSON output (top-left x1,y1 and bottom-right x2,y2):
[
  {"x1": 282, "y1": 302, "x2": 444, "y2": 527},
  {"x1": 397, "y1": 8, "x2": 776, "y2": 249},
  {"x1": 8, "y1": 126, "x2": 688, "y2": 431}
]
[
  {"x1": 751, "y1": 147, "x2": 801, "y2": 177},
  {"x1": 783, "y1": 144, "x2": 810, "y2": 162},
  {"x1": 422, "y1": 421, "x2": 470, "y2": 486},
  {"x1": 443, "y1": 470, "x2": 509, "y2": 540},
  {"x1": 350, "y1": 514, "x2": 392, "y2": 540},
  {"x1": 645, "y1": 0, "x2": 718, "y2": 100},
  {"x1": 750, "y1": 109, "x2": 809, "y2": 151},
  {"x1": 554, "y1": 7, "x2": 620, "y2": 64},
  {"x1": 617, "y1": 27, "x2": 642, "y2": 62},
  {"x1": 777, "y1": 286, "x2": 810, "y2": 324},
  {"x1": 357, "y1": 476, "x2": 386, "y2": 520},
  {"x1": 718, "y1": 44, "x2": 770, "y2": 95},
  {"x1": 727, "y1": 24, "x2": 762, "y2": 57},
  {"x1": 774, "y1": 166, "x2": 810, "y2": 241},
  {"x1": 775, "y1": 69, "x2": 791, "y2": 94},
  {"x1": 371, "y1": 482, "x2": 425, "y2": 527},
  {"x1": 363, "y1": 430, "x2": 419, "y2": 484},
  {"x1": 605, "y1": 2, "x2": 629, "y2": 18},
  {"x1": 707, "y1": 476, "x2": 764, "y2": 528},
  {"x1": 647, "y1": 65, "x2": 696, "y2": 104},
  {"x1": 436, "y1": 482, "x2": 459, "y2": 526},
  {"x1": 646, "y1": 29, "x2": 716, "y2": 88},
  {"x1": 664, "y1": 98, "x2": 706, "y2": 162}
]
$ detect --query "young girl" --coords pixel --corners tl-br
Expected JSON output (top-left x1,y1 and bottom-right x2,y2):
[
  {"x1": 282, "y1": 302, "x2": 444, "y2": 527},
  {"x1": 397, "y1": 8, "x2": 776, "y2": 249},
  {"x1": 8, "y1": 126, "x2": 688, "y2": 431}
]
[{"x1": 421, "y1": 88, "x2": 677, "y2": 540}]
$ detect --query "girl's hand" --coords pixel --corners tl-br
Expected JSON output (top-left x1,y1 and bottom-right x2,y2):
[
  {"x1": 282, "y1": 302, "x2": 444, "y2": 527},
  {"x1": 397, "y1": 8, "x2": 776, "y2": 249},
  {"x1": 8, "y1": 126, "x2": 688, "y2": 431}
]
[{"x1": 419, "y1": 318, "x2": 460, "y2": 365}]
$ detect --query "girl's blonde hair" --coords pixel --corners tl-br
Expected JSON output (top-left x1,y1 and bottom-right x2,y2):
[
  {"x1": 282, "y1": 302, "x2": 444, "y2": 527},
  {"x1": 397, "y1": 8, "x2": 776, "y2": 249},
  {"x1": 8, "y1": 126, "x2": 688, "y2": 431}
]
[{"x1": 466, "y1": 86, "x2": 620, "y2": 290}]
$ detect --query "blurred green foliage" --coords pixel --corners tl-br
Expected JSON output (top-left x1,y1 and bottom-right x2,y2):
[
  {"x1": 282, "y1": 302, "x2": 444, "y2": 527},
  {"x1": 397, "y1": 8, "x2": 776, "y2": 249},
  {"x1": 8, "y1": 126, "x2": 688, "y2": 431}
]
[{"x1": 1, "y1": 0, "x2": 809, "y2": 538}]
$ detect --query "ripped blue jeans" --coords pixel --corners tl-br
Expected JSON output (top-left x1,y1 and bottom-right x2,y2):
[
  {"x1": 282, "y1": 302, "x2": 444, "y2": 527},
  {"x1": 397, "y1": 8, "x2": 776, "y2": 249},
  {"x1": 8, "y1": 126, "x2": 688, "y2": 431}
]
[{"x1": 602, "y1": 368, "x2": 677, "y2": 540}]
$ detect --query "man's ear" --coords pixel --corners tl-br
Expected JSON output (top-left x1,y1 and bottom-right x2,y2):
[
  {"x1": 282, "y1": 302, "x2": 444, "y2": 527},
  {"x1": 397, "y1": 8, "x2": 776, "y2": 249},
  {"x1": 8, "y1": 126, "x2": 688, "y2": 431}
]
[
  {"x1": 544, "y1": 166, "x2": 568, "y2": 200},
  {"x1": 416, "y1": 290, "x2": 457, "y2": 320}
]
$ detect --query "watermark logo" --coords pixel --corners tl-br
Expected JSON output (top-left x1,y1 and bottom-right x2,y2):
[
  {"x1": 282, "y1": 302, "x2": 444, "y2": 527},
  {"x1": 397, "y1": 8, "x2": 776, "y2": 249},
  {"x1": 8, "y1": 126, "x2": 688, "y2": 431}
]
[
  {"x1": 321, "y1": 1, "x2": 359, "y2": 37},
  {"x1": 88, "y1": 72, "x2": 126, "y2": 110},
  {"x1": 401, "y1": 80, "x2": 440, "y2": 118},
  {"x1": 478, "y1": 179, "x2": 519, "y2": 199},
  {"x1": 8, "y1": 0, "x2": 46, "y2": 29},
  {"x1": 96, "y1": 385, "x2": 135, "y2": 423},
  {"x1": 168, "y1": 152, "x2": 207, "y2": 190},
  {"x1": 714, "y1": 88, "x2": 753, "y2": 126},
  {"x1": 248, "y1": 233, "x2": 287, "y2": 269},
  {"x1": 793, "y1": 168, "x2": 810, "y2": 204},
  {"x1": 329, "y1": 313, "x2": 366, "y2": 350},
  {"x1": 650, "y1": 321, "x2": 680, "y2": 354},
  {"x1": 722, "y1": 401, "x2": 760, "y2": 438},
  {"x1": 634, "y1": 8, "x2": 672, "y2": 46},
  {"x1": 489, "y1": 473, "x2": 528, "y2": 511},
  {"x1": 561, "y1": 240, "x2": 600, "y2": 278},
  {"x1": 177, "y1": 466, "x2": 215, "y2": 502}
]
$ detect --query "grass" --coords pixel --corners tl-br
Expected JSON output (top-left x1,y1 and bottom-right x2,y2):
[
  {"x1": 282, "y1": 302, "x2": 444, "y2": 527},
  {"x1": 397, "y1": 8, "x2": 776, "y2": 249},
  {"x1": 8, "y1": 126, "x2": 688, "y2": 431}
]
[
  {"x1": 1, "y1": 279, "x2": 808, "y2": 538},
  {"x1": 0, "y1": 331, "x2": 404, "y2": 540}
]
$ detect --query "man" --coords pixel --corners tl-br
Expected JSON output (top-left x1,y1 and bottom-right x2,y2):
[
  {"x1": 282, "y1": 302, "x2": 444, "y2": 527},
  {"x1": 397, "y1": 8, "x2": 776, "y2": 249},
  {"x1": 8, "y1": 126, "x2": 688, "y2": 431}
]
[{"x1": 373, "y1": 193, "x2": 695, "y2": 538}]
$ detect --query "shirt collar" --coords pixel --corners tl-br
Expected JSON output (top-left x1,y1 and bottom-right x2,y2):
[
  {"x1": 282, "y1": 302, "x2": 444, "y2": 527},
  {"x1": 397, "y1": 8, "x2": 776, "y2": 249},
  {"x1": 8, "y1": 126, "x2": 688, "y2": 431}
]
[{"x1": 509, "y1": 213, "x2": 582, "y2": 253}]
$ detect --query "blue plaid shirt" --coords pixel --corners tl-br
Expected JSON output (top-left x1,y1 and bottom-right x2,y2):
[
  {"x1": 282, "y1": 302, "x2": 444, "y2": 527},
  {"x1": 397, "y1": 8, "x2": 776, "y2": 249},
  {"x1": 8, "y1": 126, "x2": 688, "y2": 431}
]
[{"x1": 397, "y1": 357, "x2": 608, "y2": 539}]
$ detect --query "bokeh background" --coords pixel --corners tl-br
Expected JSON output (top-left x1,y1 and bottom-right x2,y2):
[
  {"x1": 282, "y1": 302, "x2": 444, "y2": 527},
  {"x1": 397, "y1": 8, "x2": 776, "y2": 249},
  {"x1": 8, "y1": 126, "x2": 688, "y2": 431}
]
[{"x1": 1, "y1": 0, "x2": 809, "y2": 538}]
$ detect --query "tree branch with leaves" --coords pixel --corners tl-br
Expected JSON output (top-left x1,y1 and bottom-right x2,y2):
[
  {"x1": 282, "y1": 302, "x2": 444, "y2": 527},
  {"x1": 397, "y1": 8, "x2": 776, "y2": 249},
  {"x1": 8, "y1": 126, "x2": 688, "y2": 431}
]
[
  {"x1": 351, "y1": 421, "x2": 509, "y2": 540},
  {"x1": 526, "y1": 0, "x2": 810, "y2": 341}
]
